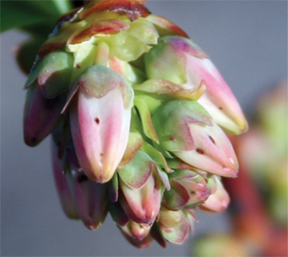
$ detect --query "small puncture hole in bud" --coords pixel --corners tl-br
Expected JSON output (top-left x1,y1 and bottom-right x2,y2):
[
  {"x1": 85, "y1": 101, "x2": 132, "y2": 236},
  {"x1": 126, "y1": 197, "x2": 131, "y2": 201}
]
[
  {"x1": 31, "y1": 136, "x2": 37, "y2": 144},
  {"x1": 169, "y1": 135, "x2": 175, "y2": 141},
  {"x1": 77, "y1": 174, "x2": 89, "y2": 183},
  {"x1": 196, "y1": 148, "x2": 204, "y2": 154},
  {"x1": 76, "y1": 63, "x2": 81, "y2": 68},
  {"x1": 219, "y1": 107, "x2": 223, "y2": 110},
  {"x1": 95, "y1": 118, "x2": 100, "y2": 124},
  {"x1": 78, "y1": 81, "x2": 85, "y2": 87},
  {"x1": 209, "y1": 136, "x2": 215, "y2": 144}
]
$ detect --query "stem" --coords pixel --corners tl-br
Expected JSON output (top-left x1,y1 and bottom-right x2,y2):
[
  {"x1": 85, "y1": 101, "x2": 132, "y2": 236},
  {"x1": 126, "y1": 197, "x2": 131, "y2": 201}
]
[{"x1": 223, "y1": 136, "x2": 288, "y2": 256}]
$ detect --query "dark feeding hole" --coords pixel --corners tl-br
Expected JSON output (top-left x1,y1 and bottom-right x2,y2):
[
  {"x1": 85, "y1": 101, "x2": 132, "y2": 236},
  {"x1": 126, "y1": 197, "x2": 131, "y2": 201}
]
[
  {"x1": 77, "y1": 174, "x2": 89, "y2": 183},
  {"x1": 78, "y1": 81, "x2": 85, "y2": 87},
  {"x1": 209, "y1": 136, "x2": 215, "y2": 144},
  {"x1": 169, "y1": 135, "x2": 175, "y2": 141},
  {"x1": 196, "y1": 148, "x2": 205, "y2": 154},
  {"x1": 76, "y1": 63, "x2": 81, "y2": 68},
  {"x1": 95, "y1": 118, "x2": 100, "y2": 124},
  {"x1": 219, "y1": 107, "x2": 223, "y2": 110},
  {"x1": 44, "y1": 98, "x2": 56, "y2": 109},
  {"x1": 31, "y1": 136, "x2": 37, "y2": 144}
]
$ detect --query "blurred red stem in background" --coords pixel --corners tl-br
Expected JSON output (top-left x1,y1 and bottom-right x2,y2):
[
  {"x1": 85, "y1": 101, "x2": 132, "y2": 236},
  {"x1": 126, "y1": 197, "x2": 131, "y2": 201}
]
[{"x1": 223, "y1": 139, "x2": 287, "y2": 256}]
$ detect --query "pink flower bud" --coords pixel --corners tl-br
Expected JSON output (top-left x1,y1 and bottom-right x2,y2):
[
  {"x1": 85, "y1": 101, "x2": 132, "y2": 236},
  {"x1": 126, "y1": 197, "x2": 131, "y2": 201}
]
[
  {"x1": 66, "y1": 169, "x2": 109, "y2": 230},
  {"x1": 51, "y1": 137, "x2": 79, "y2": 219},
  {"x1": 199, "y1": 176, "x2": 230, "y2": 213},
  {"x1": 152, "y1": 100, "x2": 239, "y2": 177},
  {"x1": 66, "y1": 65, "x2": 134, "y2": 183},
  {"x1": 118, "y1": 151, "x2": 162, "y2": 224}
]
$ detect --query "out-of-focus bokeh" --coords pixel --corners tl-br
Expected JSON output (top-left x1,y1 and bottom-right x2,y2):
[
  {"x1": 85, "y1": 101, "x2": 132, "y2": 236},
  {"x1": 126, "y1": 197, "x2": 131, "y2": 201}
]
[{"x1": 1, "y1": 1, "x2": 287, "y2": 256}]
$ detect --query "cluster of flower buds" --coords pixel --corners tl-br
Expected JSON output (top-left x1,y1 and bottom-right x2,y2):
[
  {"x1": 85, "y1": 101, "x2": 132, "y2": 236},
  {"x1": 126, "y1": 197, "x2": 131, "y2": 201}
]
[{"x1": 23, "y1": 0, "x2": 248, "y2": 248}]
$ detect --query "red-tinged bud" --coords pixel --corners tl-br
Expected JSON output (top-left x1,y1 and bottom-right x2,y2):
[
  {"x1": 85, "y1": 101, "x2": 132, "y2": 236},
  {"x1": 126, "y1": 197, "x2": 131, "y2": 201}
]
[
  {"x1": 23, "y1": 83, "x2": 66, "y2": 146},
  {"x1": 158, "y1": 206, "x2": 194, "y2": 244},
  {"x1": 67, "y1": 65, "x2": 134, "y2": 183},
  {"x1": 199, "y1": 176, "x2": 230, "y2": 213},
  {"x1": 118, "y1": 151, "x2": 162, "y2": 224},
  {"x1": 51, "y1": 137, "x2": 79, "y2": 219},
  {"x1": 66, "y1": 169, "x2": 109, "y2": 230},
  {"x1": 119, "y1": 220, "x2": 152, "y2": 240},
  {"x1": 165, "y1": 170, "x2": 210, "y2": 210},
  {"x1": 145, "y1": 36, "x2": 248, "y2": 134},
  {"x1": 152, "y1": 100, "x2": 239, "y2": 177}
]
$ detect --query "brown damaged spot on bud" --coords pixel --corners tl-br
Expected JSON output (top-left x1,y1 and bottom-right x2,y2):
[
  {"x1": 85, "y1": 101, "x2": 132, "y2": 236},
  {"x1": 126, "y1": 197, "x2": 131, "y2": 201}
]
[
  {"x1": 196, "y1": 148, "x2": 204, "y2": 154},
  {"x1": 209, "y1": 135, "x2": 216, "y2": 144},
  {"x1": 170, "y1": 135, "x2": 175, "y2": 141},
  {"x1": 37, "y1": 42, "x2": 66, "y2": 59},
  {"x1": 95, "y1": 118, "x2": 100, "y2": 124}
]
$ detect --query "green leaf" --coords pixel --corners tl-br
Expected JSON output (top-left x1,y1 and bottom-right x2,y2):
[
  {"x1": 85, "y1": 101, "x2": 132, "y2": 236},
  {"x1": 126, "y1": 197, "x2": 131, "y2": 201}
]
[{"x1": 1, "y1": 0, "x2": 72, "y2": 33}]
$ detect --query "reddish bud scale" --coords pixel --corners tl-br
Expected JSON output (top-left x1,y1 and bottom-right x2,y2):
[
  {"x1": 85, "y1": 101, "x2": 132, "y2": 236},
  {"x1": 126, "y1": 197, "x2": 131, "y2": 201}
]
[
  {"x1": 80, "y1": 0, "x2": 151, "y2": 21},
  {"x1": 69, "y1": 20, "x2": 130, "y2": 44}
]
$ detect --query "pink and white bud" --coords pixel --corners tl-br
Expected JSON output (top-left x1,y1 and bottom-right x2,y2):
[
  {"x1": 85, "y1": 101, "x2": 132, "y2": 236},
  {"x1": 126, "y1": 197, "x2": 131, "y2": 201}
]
[
  {"x1": 145, "y1": 36, "x2": 248, "y2": 134},
  {"x1": 158, "y1": 206, "x2": 194, "y2": 244},
  {"x1": 164, "y1": 169, "x2": 210, "y2": 210},
  {"x1": 176, "y1": 119, "x2": 239, "y2": 178},
  {"x1": 119, "y1": 220, "x2": 152, "y2": 240},
  {"x1": 199, "y1": 176, "x2": 230, "y2": 213},
  {"x1": 186, "y1": 56, "x2": 248, "y2": 134},
  {"x1": 118, "y1": 151, "x2": 162, "y2": 224},
  {"x1": 67, "y1": 65, "x2": 134, "y2": 183},
  {"x1": 152, "y1": 100, "x2": 239, "y2": 177}
]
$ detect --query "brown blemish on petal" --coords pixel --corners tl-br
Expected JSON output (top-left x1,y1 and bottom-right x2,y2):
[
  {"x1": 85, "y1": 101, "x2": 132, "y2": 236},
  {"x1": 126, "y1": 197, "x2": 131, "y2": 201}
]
[
  {"x1": 37, "y1": 42, "x2": 66, "y2": 58},
  {"x1": 169, "y1": 135, "x2": 175, "y2": 141},
  {"x1": 69, "y1": 19, "x2": 129, "y2": 45},
  {"x1": 196, "y1": 148, "x2": 204, "y2": 154},
  {"x1": 209, "y1": 136, "x2": 215, "y2": 144}
]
